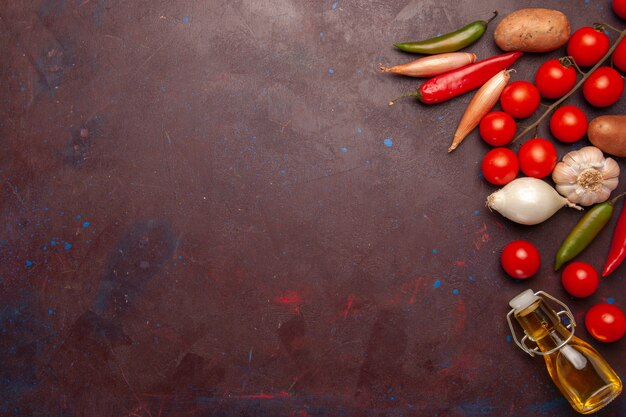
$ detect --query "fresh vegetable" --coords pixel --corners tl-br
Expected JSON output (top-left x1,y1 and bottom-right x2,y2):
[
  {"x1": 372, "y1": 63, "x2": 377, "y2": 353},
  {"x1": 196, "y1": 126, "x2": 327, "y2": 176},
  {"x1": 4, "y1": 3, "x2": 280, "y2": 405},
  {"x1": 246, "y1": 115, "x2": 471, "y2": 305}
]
[
  {"x1": 567, "y1": 27, "x2": 611, "y2": 67},
  {"x1": 500, "y1": 81, "x2": 541, "y2": 119},
  {"x1": 554, "y1": 193, "x2": 626, "y2": 270},
  {"x1": 501, "y1": 240, "x2": 541, "y2": 279},
  {"x1": 613, "y1": 0, "x2": 626, "y2": 19},
  {"x1": 549, "y1": 105, "x2": 588, "y2": 143},
  {"x1": 394, "y1": 11, "x2": 498, "y2": 54},
  {"x1": 449, "y1": 70, "x2": 511, "y2": 152},
  {"x1": 588, "y1": 115, "x2": 626, "y2": 157},
  {"x1": 494, "y1": 8, "x2": 570, "y2": 53},
  {"x1": 486, "y1": 177, "x2": 582, "y2": 226},
  {"x1": 388, "y1": 52, "x2": 522, "y2": 106},
  {"x1": 561, "y1": 262, "x2": 599, "y2": 298},
  {"x1": 479, "y1": 111, "x2": 516, "y2": 146},
  {"x1": 601, "y1": 200, "x2": 626, "y2": 276},
  {"x1": 613, "y1": 37, "x2": 626, "y2": 72},
  {"x1": 481, "y1": 147, "x2": 519, "y2": 185},
  {"x1": 517, "y1": 138, "x2": 557, "y2": 179},
  {"x1": 585, "y1": 303, "x2": 626, "y2": 343},
  {"x1": 552, "y1": 146, "x2": 620, "y2": 206},
  {"x1": 534, "y1": 59, "x2": 577, "y2": 99},
  {"x1": 583, "y1": 66, "x2": 625, "y2": 107},
  {"x1": 380, "y1": 52, "x2": 476, "y2": 77}
]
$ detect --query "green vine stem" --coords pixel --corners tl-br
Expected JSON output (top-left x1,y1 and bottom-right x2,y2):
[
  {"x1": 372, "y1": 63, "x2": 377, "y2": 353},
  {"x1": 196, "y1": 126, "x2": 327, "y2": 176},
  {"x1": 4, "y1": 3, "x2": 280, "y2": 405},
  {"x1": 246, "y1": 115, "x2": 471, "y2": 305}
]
[{"x1": 512, "y1": 25, "x2": 626, "y2": 143}]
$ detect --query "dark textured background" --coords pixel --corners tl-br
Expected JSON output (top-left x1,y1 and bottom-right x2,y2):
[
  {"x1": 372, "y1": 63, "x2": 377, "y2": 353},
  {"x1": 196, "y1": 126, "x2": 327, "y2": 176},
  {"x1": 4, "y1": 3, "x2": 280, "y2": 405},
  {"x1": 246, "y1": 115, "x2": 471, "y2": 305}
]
[{"x1": 1, "y1": 0, "x2": 625, "y2": 416}]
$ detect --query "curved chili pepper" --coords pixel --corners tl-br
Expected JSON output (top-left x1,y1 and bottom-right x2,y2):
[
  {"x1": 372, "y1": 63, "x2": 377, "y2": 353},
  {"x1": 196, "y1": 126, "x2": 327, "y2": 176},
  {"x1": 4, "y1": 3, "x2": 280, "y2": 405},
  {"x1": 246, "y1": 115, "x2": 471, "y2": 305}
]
[
  {"x1": 554, "y1": 193, "x2": 626, "y2": 270},
  {"x1": 602, "y1": 199, "x2": 626, "y2": 276},
  {"x1": 394, "y1": 11, "x2": 498, "y2": 54},
  {"x1": 389, "y1": 52, "x2": 522, "y2": 105}
]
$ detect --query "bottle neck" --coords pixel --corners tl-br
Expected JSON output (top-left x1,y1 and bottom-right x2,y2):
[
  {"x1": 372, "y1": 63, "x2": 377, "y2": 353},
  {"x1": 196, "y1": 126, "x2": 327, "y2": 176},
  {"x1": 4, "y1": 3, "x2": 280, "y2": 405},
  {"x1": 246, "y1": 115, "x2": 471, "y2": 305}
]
[{"x1": 515, "y1": 299, "x2": 572, "y2": 354}]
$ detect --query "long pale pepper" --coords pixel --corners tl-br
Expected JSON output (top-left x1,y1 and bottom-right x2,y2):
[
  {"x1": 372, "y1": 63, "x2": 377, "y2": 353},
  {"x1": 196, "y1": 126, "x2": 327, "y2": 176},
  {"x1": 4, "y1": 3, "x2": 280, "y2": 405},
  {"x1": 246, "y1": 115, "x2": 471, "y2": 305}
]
[
  {"x1": 380, "y1": 52, "x2": 477, "y2": 78},
  {"x1": 448, "y1": 69, "x2": 511, "y2": 152}
]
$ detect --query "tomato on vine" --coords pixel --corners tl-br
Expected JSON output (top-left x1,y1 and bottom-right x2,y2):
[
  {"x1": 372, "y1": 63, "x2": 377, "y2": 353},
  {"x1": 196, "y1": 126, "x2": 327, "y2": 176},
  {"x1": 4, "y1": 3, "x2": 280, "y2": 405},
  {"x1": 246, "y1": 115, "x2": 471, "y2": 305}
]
[
  {"x1": 517, "y1": 138, "x2": 557, "y2": 179},
  {"x1": 567, "y1": 27, "x2": 611, "y2": 67},
  {"x1": 613, "y1": 37, "x2": 626, "y2": 72},
  {"x1": 479, "y1": 111, "x2": 516, "y2": 146},
  {"x1": 613, "y1": 0, "x2": 626, "y2": 19},
  {"x1": 500, "y1": 81, "x2": 541, "y2": 118},
  {"x1": 583, "y1": 66, "x2": 625, "y2": 107},
  {"x1": 534, "y1": 59, "x2": 577, "y2": 99},
  {"x1": 481, "y1": 148, "x2": 519, "y2": 185},
  {"x1": 549, "y1": 105, "x2": 588, "y2": 143}
]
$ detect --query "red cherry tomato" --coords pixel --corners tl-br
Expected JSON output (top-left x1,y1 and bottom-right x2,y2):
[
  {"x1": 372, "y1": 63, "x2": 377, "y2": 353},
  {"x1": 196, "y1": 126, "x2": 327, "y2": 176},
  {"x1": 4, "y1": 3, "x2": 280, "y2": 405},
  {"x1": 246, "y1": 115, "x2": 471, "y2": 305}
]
[
  {"x1": 500, "y1": 81, "x2": 541, "y2": 118},
  {"x1": 549, "y1": 105, "x2": 588, "y2": 143},
  {"x1": 561, "y1": 262, "x2": 599, "y2": 298},
  {"x1": 583, "y1": 66, "x2": 625, "y2": 107},
  {"x1": 613, "y1": 37, "x2": 626, "y2": 72},
  {"x1": 534, "y1": 59, "x2": 578, "y2": 99},
  {"x1": 517, "y1": 138, "x2": 557, "y2": 178},
  {"x1": 501, "y1": 240, "x2": 541, "y2": 279},
  {"x1": 567, "y1": 27, "x2": 611, "y2": 67},
  {"x1": 479, "y1": 111, "x2": 517, "y2": 146},
  {"x1": 585, "y1": 303, "x2": 626, "y2": 343},
  {"x1": 613, "y1": 0, "x2": 626, "y2": 19},
  {"x1": 481, "y1": 148, "x2": 519, "y2": 185}
]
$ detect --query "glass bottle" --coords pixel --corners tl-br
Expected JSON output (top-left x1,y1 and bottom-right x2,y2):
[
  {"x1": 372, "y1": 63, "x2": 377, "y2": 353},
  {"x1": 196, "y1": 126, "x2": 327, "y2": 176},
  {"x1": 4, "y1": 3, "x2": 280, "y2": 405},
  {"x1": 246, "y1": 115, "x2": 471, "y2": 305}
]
[{"x1": 507, "y1": 289, "x2": 622, "y2": 414}]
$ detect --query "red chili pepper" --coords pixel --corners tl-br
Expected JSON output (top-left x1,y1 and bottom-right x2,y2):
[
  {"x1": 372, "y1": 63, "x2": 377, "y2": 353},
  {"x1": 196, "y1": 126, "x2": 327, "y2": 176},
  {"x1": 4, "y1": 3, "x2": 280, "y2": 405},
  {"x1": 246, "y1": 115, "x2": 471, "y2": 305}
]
[
  {"x1": 389, "y1": 52, "x2": 523, "y2": 105},
  {"x1": 602, "y1": 199, "x2": 626, "y2": 276}
]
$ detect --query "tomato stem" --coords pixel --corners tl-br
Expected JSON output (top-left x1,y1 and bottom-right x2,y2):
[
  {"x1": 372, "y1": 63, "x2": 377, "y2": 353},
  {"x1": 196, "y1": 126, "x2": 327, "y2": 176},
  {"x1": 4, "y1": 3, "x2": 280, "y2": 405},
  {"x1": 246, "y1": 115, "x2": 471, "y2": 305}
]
[
  {"x1": 598, "y1": 22, "x2": 623, "y2": 34},
  {"x1": 512, "y1": 27, "x2": 626, "y2": 143}
]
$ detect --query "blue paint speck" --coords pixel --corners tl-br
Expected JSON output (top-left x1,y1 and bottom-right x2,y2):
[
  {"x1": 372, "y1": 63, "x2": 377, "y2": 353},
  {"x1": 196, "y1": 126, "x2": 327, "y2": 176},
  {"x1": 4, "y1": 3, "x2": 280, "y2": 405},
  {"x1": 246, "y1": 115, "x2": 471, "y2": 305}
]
[
  {"x1": 432, "y1": 249, "x2": 437, "y2": 254},
  {"x1": 383, "y1": 138, "x2": 393, "y2": 147},
  {"x1": 279, "y1": 169, "x2": 286, "y2": 175},
  {"x1": 178, "y1": 255, "x2": 183, "y2": 260},
  {"x1": 51, "y1": 240, "x2": 58, "y2": 246},
  {"x1": 156, "y1": 322, "x2": 161, "y2": 328},
  {"x1": 328, "y1": 68, "x2": 334, "y2": 75},
  {"x1": 43, "y1": 207, "x2": 49, "y2": 211},
  {"x1": 48, "y1": 309, "x2": 54, "y2": 315},
  {"x1": 437, "y1": 115, "x2": 444, "y2": 121},
  {"x1": 25, "y1": 260, "x2": 35, "y2": 268},
  {"x1": 341, "y1": 147, "x2": 347, "y2": 153},
  {"x1": 364, "y1": 160, "x2": 370, "y2": 164},
  {"x1": 607, "y1": 297, "x2": 615, "y2": 304},
  {"x1": 182, "y1": 16, "x2": 190, "y2": 23},
  {"x1": 332, "y1": 1, "x2": 338, "y2": 9},
  {"x1": 64, "y1": 242, "x2": 72, "y2": 251},
  {"x1": 433, "y1": 280, "x2": 441, "y2": 289},
  {"x1": 76, "y1": 214, "x2": 81, "y2": 220},
  {"x1": 469, "y1": 275, "x2": 475, "y2": 281},
  {"x1": 473, "y1": 210, "x2": 480, "y2": 215},
  {"x1": 320, "y1": 32, "x2": 324, "y2": 40},
  {"x1": 357, "y1": 127, "x2": 362, "y2": 134},
  {"x1": 452, "y1": 289, "x2": 459, "y2": 295},
  {"x1": 82, "y1": 221, "x2": 91, "y2": 228},
  {"x1": 506, "y1": 335, "x2": 512, "y2": 343}
]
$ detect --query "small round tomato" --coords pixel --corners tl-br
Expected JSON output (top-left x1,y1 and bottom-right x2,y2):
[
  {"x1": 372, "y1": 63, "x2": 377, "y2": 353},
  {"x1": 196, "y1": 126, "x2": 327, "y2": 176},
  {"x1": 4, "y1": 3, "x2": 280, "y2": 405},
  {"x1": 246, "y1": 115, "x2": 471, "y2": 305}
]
[
  {"x1": 567, "y1": 27, "x2": 611, "y2": 67},
  {"x1": 613, "y1": 0, "x2": 626, "y2": 19},
  {"x1": 481, "y1": 148, "x2": 519, "y2": 185},
  {"x1": 561, "y1": 262, "x2": 599, "y2": 298},
  {"x1": 501, "y1": 240, "x2": 541, "y2": 279},
  {"x1": 613, "y1": 37, "x2": 626, "y2": 72},
  {"x1": 549, "y1": 105, "x2": 588, "y2": 143},
  {"x1": 517, "y1": 138, "x2": 557, "y2": 178},
  {"x1": 534, "y1": 59, "x2": 577, "y2": 99},
  {"x1": 585, "y1": 303, "x2": 626, "y2": 343},
  {"x1": 583, "y1": 66, "x2": 625, "y2": 107},
  {"x1": 500, "y1": 81, "x2": 541, "y2": 118},
  {"x1": 479, "y1": 112, "x2": 517, "y2": 146}
]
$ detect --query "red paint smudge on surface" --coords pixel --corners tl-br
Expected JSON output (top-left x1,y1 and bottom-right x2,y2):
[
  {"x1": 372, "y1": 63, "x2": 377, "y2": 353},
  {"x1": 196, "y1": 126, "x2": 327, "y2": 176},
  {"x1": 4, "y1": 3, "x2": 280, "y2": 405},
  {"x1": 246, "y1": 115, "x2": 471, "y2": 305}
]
[
  {"x1": 273, "y1": 290, "x2": 304, "y2": 306},
  {"x1": 339, "y1": 294, "x2": 356, "y2": 320},
  {"x1": 228, "y1": 391, "x2": 292, "y2": 400},
  {"x1": 473, "y1": 223, "x2": 490, "y2": 250},
  {"x1": 455, "y1": 260, "x2": 466, "y2": 267}
]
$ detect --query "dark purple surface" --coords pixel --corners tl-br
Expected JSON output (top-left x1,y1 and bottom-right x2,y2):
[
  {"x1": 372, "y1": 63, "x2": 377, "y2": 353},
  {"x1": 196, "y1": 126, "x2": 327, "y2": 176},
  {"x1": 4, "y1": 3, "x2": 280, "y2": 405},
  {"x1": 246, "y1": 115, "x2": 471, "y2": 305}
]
[{"x1": 1, "y1": 1, "x2": 625, "y2": 416}]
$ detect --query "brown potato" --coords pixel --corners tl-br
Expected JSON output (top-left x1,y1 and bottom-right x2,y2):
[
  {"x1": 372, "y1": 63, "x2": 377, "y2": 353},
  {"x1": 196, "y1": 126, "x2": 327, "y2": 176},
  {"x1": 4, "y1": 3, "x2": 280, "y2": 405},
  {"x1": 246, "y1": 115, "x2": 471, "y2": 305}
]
[
  {"x1": 494, "y1": 8, "x2": 570, "y2": 53},
  {"x1": 588, "y1": 115, "x2": 626, "y2": 157}
]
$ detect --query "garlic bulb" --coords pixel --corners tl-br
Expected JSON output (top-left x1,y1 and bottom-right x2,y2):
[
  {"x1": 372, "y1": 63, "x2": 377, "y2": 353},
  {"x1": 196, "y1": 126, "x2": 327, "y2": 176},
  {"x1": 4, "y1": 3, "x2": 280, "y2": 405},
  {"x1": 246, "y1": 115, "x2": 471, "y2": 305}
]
[
  {"x1": 552, "y1": 146, "x2": 620, "y2": 206},
  {"x1": 486, "y1": 177, "x2": 582, "y2": 225}
]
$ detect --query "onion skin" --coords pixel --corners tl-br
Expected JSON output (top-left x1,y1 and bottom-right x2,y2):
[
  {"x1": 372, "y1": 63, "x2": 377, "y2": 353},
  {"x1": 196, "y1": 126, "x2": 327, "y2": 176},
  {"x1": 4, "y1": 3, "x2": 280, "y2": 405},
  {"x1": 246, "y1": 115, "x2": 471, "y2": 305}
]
[
  {"x1": 486, "y1": 177, "x2": 582, "y2": 225},
  {"x1": 380, "y1": 53, "x2": 477, "y2": 78}
]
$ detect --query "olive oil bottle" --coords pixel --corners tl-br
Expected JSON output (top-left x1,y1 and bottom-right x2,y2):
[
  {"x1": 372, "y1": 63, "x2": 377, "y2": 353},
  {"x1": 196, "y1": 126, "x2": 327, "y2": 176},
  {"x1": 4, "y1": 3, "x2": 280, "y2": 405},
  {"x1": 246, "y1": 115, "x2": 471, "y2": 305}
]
[{"x1": 507, "y1": 289, "x2": 622, "y2": 414}]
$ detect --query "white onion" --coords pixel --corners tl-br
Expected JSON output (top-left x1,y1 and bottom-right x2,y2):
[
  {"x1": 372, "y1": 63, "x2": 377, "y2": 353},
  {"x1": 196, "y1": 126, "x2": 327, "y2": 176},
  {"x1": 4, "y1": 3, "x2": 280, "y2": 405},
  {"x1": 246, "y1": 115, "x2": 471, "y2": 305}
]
[{"x1": 486, "y1": 177, "x2": 582, "y2": 225}]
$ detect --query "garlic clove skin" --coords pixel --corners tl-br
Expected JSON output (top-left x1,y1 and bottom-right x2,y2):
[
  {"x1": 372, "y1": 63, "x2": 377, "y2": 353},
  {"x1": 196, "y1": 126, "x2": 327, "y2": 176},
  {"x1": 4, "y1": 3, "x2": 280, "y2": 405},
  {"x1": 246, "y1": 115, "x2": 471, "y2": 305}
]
[{"x1": 552, "y1": 146, "x2": 620, "y2": 206}]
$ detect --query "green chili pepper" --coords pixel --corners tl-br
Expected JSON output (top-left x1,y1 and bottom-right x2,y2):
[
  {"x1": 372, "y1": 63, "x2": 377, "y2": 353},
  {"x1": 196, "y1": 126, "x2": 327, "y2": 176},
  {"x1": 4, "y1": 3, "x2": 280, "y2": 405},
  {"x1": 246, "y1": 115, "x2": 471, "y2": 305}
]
[
  {"x1": 394, "y1": 11, "x2": 498, "y2": 54},
  {"x1": 555, "y1": 193, "x2": 626, "y2": 270}
]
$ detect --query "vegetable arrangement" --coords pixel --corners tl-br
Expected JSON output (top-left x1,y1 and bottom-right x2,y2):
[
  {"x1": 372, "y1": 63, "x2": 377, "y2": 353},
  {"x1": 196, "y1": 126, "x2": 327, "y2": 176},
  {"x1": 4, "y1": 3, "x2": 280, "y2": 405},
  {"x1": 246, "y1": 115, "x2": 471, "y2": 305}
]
[{"x1": 383, "y1": 2, "x2": 626, "y2": 343}]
